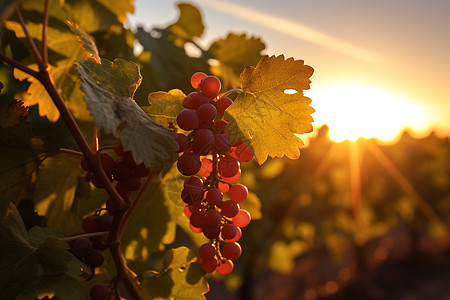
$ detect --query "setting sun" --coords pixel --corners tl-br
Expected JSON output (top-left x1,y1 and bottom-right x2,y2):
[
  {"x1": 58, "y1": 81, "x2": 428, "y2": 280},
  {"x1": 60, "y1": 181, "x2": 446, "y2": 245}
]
[{"x1": 305, "y1": 83, "x2": 432, "y2": 143}]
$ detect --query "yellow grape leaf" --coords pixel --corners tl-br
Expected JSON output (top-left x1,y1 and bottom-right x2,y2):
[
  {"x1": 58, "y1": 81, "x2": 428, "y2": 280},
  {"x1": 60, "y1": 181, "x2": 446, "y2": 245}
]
[
  {"x1": 143, "y1": 89, "x2": 185, "y2": 127},
  {"x1": 224, "y1": 55, "x2": 315, "y2": 164}
]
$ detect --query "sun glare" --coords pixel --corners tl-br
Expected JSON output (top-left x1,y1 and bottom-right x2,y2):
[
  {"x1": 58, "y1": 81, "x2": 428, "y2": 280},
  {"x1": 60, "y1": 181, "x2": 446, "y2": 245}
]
[{"x1": 305, "y1": 83, "x2": 432, "y2": 143}]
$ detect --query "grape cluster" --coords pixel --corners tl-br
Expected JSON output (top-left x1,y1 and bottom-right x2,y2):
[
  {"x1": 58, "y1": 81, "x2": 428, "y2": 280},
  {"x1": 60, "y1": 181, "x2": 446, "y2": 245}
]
[
  {"x1": 80, "y1": 144, "x2": 150, "y2": 213},
  {"x1": 79, "y1": 145, "x2": 150, "y2": 299},
  {"x1": 176, "y1": 72, "x2": 254, "y2": 274}
]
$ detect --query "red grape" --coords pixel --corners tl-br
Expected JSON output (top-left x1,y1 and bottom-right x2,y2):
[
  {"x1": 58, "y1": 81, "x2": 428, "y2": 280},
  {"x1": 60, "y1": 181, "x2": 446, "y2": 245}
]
[
  {"x1": 202, "y1": 224, "x2": 220, "y2": 239},
  {"x1": 206, "y1": 188, "x2": 223, "y2": 206},
  {"x1": 177, "y1": 109, "x2": 199, "y2": 131},
  {"x1": 85, "y1": 249, "x2": 105, "y2": 268},
  {"x1": 232, "y1": 209, "x2": 251, "y2": 227},
  {"x1": 221, "y1": 242, "x2": 242, "y2": 261},
  {"x1": 199, "y1": 243, "x2": 216, "y2": 261},
  {"x1": 82, "y1": 215, "x2": 99, "y2": 233},
  {"x1": 190, "y1": 210, "x2": 206, "y2": 228},
  {"x1": 98, "y1": 214, "x2": 114, "y2": 232},
  {"x1": 204, "y1": 209, "x2": 222, "y2": 227},
  {"x1": 217, "y1": 259, "x2": 234, "y2": 275},
  {"x1": 71, "y1": 237, "x2": 93, "y2": 258},
  {"x1": 221, "y1": 223, "x2": 237, "y2": 240},
  {"x1": 225, "y1": 226, "x2": 242, "y2": 243},
  {"x1": 193, "y1": 129, "x2": 214, "y2": 155},
  {"x1": 183, "y1": 92, "x2": 210, "y2": 110},
  {"x1": 197, "y1": 103, "x2": 217, "y2": 123},
  {"x1": 199, "y1": 76, "x2": 221, "y2": 98},
  {"x1": 198, "y1": 158, "x2": 212, "y2": 178},
  {"x1": 216, "y1": 97, "x2": 233, "y2": 116},
  {"x1": 218, "y1": 155, "x2": 239, "y2": 178},
  {"x1": 228, "y1": 184, "x2": 248, "y2": 203},
  {"x1": 201, "y1": 258, "x2": 218, "y2": 273},
  {"x1": 221, "y1": 200, "x2": 239, "y2": 218},
  {"x1": 191, "y1": 72, "x2": 207, "y2": 89},
  {"x1": 175, "y1": 133, "x2": 190, "y2": 153},
  {"x1": 112, "y1": 158, "x2": 134, "y2": 180},
  {"x1": 177, "y1": 152, "x2": 201, "y2": 176}
]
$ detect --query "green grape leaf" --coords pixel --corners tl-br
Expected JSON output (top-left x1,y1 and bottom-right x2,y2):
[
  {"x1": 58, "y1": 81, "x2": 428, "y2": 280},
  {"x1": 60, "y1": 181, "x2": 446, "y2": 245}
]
[
  {"x1": 143, "y1": 89, "x2": 185, "y2": 127},
  {"x1": 224, "y1": 55, "x2": 315, "y2": 164},
  {"x1": 208, "y1": 33, "x2": 265, "y2": 88},
  {"x1": 33, "y1": 153, "x2": 83, "y2": 234},
  {"x1": 139, "y1": 247, "x2": 208, "y2": 299},
  {"x1": 0, "y1": 101, "x2": 58, "y2": 218},
  {"x1": 166, "y1": 3, "x2": 204, "y2": 45},
  {"x1": 135, "y1": 27, "x2": 210, "y2": 92},
  {"x1": 77, "y1": 58, "x2": 178, "y2": 172},
  {"x1": 66, "y1": 20, "x2": 101, "y2": 63},
  {"x1": 0, "y1": 203, "x2": 89, "y2": 299}
]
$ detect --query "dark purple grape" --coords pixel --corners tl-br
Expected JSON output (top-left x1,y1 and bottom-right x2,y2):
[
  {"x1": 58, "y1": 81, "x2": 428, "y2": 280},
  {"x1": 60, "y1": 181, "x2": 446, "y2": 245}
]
[
  {"x1": 112, "y1": 158, "x2": 134, "y2": 180},
  {"x1": 176, "y1": 133, "x2": 190, "y2": 153},
  {"x1": 177, "y1": 152, "x2": 201, "y2": 176},
  {"x1": 221, "y1": 200, "x2": 239, "y2": 218},
  {"x1": 98, "y1": 214, "x2": 114, "y2": 232},
  {"x1": 82, "y1": 215, "x2": 99, "y2": 233},
  {"x1": 85, "y1": 249, "x2": 105, "y2": 268},
  {"x1": 193, "y1": 129, "x2": 214, "y2": 155},
  {"x1": 71, "y1": 237, "x2": 93, "y2": 258},
  {"x1": 177, "y1": 109, "x2": 199, "y2": 131},
  {"x1": 197, "y1": 103, "x2": 217, "y2": 123},
  {"x1": 221, "y1": 242, "x2": 242, "y2": 261},
  {"x1": 183, "y1": 92, "x2": 210, "y2": 110},
  {"x1": 206, "y1": 188, "x2": 223, "y2": 206}
]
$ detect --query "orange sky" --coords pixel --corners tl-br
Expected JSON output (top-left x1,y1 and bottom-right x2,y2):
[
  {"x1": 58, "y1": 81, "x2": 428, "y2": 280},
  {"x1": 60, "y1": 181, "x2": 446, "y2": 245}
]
[{"x1": 129, "y1": 0, "x2": 450, "y2": 142}]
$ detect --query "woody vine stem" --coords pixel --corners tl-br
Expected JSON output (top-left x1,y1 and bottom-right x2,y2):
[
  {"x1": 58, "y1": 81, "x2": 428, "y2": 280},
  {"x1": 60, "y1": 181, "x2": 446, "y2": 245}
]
[{"x1": 0, "y1": 4, "x2": 143, "y2": 300}]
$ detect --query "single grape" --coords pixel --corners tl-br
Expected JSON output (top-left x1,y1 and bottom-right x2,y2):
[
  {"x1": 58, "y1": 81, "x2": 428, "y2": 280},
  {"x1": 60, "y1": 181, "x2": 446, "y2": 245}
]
[
  {"x1": 122, "y1": 150, "x2": 138, "y2": 167},
  {"x1": 181, "y1": 187, "x2": 203, "y2": 205},
  {"x1": 218, "y1": 155, "x2": 239, "y2": 178},
  {"x1": 71, "y1": 237, "x2": 93, "y2": 258},
  {"x1": 112, "y1": 158, "x2": 134, "y2": 180},
  {"x1": 232, "y1": 209, "x2": 251, "y2": 228},
  {"x1": 198, "y1": 158, "x2": 213, "y2": 178},
  {"x1": 213, "y1": 134, "x2": 230, "y2": 154},
  {"x1": 177, "y1": 152, "x2": 201, "y2": 176},
  {"x1": 133, "y1": 163, "x2": 150, "y2": 177},
  {"x1": 175, "y1": 133, "x2": 190, "y2": 153},
  {"x1": 224, "y1": 226, "x2": 242, "y2": 243},
  {"x1": 202, "y1": 224, "x2": 220, "y2": 239},
  {"x1": 97, "y1": 214, "x2": 114, "y2": 232},
  {"x1": 217, "y1": 259, "x2": 234, "y2": 275},
  {"x1": 85, "y1": 249, "x2": 105, "y2": 268},
  {"x1": 221, "y1": 200, "x2": 239, "y2": 218},
  {"x1": 220, "y1": 169, "x2": 241, "y2": 184},
  {"x1": 82, "y1": 215, "x2": 99, "y2": 233},
  {"x1": 221, "y1": 223, "x2": 238, "y2": 240},
  {"x1": 206, "y1": 188, "x2": 223, "y2": 206},
  {"x1": 228, "y1": 184, "x2": 248, "y2": 203},
  {"x1": 177, "y1": 109, "x2": 199, "y2": 131},
  {"x1": 197, "y1": 103, "x2": 217, "y2": 123},
  {"x1": 201, "y1": 258, "x2": 218, "y2": 273},
  {"x1": 199, "y1": 76, "x2": 221, "y2": 98},
  {"x1": 221, "y1": 242, "x2": 242, "y2": 261},
  {"x1": 204, "y1": 209, "x2": 222, "y2": 227},
  {"x1": 199, "y1": 243, "x2": 216, "y2": 261},
  {"x1": 90, "y1": 283, "x2": 110, "y2": 300},
  {"x1": 190, "y1": 210, "x2": 206, "y2": 228},
  {"x1": 193, "y1": 129, "x2": 214, "y2": 155},
  {"x1": 184, "y1": 176, "x2": 203, "y2": 191},
  {"x1": 191, "y1": 72, "x2": 207, "y2": 89},
  {"x1": 216, "y1": 97, "x2": 233, "y2": 116}
]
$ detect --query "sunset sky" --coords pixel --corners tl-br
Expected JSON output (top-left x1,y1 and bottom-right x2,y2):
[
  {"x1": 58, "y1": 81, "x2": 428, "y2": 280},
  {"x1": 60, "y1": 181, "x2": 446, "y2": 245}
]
[{"x1": 128, "y1": 0, "x2": 450, "y2": 143}]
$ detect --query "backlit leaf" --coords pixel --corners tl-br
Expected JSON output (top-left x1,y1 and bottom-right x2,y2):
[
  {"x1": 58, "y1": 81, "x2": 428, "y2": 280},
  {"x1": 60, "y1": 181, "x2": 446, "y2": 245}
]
[
  {"x1": 166, "y1": 3, "x2": 204, "y2": 45},
  {"x1": 143, "y1": 89, "x2": 185, "y2": 127},
  {"x1": 77, "y1": 58, "x2": 178, "y2": 172},
  {"x1": 139, "y1": 247, "x2": 208, "y2": 300},
  {"x1": 66, "y1": 20, "x2": 101, "y2": 63},
  {"x1": 224, "y1": 55, "x2": 315, "y2": 164},
  {"x1": 208, "y1": 33, "x2": 265, "y2": 88}
]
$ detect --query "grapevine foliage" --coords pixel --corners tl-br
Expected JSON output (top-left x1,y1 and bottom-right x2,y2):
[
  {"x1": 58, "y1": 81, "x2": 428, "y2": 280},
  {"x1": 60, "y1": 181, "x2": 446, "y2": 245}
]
[{"x1": 0, "y1": 1, "x2": 314, "y2": 299}]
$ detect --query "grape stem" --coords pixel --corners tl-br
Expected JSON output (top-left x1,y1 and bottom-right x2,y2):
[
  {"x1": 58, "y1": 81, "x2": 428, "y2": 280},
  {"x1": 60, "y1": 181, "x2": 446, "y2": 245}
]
[
  {"x1": 219, "y1": 88, "x2": 243, "y2": 99},
  {"x1": 60, "y1": 231, "x2": 109, "y2": 241},
  {"x1": 59, "y1": 148, "x2": 83, "y2": 157}
]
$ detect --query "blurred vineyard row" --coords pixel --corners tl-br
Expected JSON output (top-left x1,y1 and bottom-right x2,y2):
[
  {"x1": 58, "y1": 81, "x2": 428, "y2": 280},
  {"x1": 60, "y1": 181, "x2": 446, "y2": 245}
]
[{"x1": 207, "y1": 126, "x2": 450, "y2": 300}]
